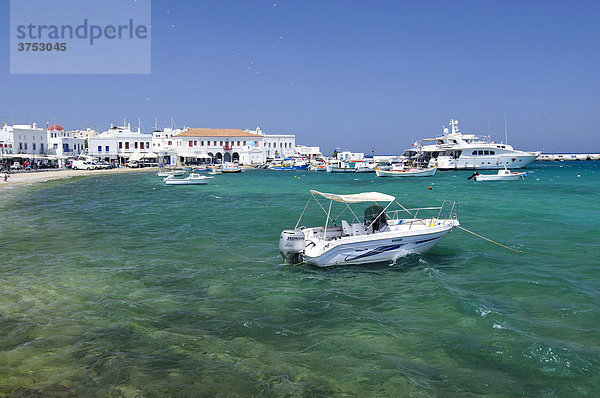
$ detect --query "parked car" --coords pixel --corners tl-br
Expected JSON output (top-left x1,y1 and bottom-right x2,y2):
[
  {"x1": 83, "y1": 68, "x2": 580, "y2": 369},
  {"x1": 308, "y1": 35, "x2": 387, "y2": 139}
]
[
  {"x1": 72, "y1": 160, "x2": 95, "y2": 170},
  {"x1": 10, "y1": 162, "x2": 21, "y2": 170},
  {"x1": 94, "y1": 161, "x2": 111, "y2": 169}
]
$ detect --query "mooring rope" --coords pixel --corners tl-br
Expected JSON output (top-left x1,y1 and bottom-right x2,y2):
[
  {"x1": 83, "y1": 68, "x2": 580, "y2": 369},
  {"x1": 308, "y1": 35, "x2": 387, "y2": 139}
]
[{"x1": 456, "y1": 225, "x2": 523, "y2": 253}]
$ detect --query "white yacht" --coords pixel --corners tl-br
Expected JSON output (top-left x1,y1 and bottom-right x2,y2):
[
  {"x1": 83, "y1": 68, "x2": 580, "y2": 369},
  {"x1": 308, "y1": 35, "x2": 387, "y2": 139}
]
[
  {"x1": 279, "y1": 190, "x2": 459, "y2": 267},
  {"x1": 404, "y1": 119, "x2": 540, "y2": 170}
]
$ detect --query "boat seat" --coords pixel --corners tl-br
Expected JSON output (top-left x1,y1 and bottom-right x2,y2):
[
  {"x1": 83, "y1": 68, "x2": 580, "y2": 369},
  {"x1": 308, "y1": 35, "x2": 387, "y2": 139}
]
[
  {"x1": 341, "y1": 220, "x2": 352, "y2": 236},
  {"x1": 351, "y1": 223, "x2": 365, "y2": 236}
]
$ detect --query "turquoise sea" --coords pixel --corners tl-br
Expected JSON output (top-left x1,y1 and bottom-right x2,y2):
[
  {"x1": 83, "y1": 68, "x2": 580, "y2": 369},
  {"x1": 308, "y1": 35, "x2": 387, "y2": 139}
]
[{"x1": 1, "y1": 162, "x2": 599, "y2": 397}]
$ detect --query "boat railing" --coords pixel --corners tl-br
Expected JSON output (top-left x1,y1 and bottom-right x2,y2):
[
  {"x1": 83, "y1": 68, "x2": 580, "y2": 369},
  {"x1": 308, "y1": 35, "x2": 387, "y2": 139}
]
[{"x1": 386, "y1": 201, "x2": 458, "y2": 229}]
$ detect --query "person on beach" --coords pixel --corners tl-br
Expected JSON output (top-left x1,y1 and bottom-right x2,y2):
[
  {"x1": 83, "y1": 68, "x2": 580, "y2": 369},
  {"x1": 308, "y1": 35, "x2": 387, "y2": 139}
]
[{"x1": 3, "y1": 172, "x2": 8, "y2": 182}]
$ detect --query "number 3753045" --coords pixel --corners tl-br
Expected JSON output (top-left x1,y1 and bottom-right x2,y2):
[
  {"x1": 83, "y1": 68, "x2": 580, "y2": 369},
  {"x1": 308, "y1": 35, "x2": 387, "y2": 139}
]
[{"x1": 17, "y1": 42, "x2": 67, "y2": 52}]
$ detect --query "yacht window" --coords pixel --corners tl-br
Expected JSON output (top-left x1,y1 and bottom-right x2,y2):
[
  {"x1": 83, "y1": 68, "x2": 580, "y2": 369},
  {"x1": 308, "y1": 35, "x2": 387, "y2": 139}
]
[
  {"x1": 490, "y1": 151, "x2": 495, "y2": 155},
  {"x1": 472, "y1": 150, "x2": 477, "y2": 155},
  {"x1": 478, "y1": 150, "x2": 484, "y2": 155}
]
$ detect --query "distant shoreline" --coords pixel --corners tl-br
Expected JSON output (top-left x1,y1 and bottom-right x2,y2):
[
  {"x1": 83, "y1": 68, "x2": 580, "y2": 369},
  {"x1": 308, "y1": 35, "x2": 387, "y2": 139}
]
[{"x1": 0, "y1": 167, "x2": 158, "y2": 190}]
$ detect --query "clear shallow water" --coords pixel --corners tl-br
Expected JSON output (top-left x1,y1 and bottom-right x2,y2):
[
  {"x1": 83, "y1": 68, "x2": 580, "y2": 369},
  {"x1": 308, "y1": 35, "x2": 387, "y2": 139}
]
[{"x1": 1, "y1": 162, "x2": 599, "y2": 396}]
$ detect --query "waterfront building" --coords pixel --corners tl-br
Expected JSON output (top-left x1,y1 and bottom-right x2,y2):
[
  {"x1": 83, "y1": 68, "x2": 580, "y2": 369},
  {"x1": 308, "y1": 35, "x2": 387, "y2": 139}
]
[
  {"x1": 295, "y1": 145, "x2": 322, "y2": 159},
  {"x1": 88, "y1": 123, "x2": 154, "y2": 164},
  {"x1": 46, "y1": 124, "x2": 86, "y2": 165},
  {"x1": 262, "y1": 131, "x2": 296, "y2": 159},
  {"x1": 169, "y1": 128, "x2": 263, "y2": 165},
  {"x1": 0, "y1": 123, "x2": 47, "y2": 156}
]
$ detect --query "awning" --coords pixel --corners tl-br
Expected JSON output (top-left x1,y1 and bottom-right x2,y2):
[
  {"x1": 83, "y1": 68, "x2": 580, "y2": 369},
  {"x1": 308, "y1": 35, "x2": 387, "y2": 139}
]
[
  {"x1": 310, "y1": 190, "x2": 395, "y2": 203},
  {"x1": 142, "y1": 152, "x2": 158, "y2": 159},
  {"x1": 129, "y1": 152, "x2": 144, "y2": 161}
]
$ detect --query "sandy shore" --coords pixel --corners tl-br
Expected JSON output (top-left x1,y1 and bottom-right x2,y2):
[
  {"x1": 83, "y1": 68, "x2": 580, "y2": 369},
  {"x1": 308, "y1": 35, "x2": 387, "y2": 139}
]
[{"x1": 0, "y1": 167, "x2": 158, "y2": 189}]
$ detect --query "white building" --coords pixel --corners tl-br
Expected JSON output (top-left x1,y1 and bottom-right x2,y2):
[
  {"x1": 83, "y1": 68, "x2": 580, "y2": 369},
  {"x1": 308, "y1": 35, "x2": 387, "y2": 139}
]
[
  {"x1": 295, "y1": 145, "x2": 322, "y2": 159},
  {"x1": 167, "y1": 128, "x2": 264, "y2": 165},
  {"x1": 337, "y1": 151, "x2": 364, "y2": 161},
  {"x1": 261, "y1": 132, "x2": 296, "y2": 159},
  {"x1": 88, "y1": 123, "x2": 154, "y2": 164},
  {"x1": 0, "y1": 123, "x2": 47, "y2": 156},
  {"x1": 46, "y1": 124, "x2": 85, "y2": 160}
]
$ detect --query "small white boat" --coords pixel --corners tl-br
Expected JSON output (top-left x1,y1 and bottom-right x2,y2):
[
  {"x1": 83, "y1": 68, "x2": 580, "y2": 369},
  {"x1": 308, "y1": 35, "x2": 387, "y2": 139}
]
[
  {"x1": 157, "y1": 170, "x2": 185, "y2": 177},
  {"x1": 208, "y1": 168, "x2": 222, "y2": 175},
  {"x1": 471, "y1": 168, "x2": 527, "y2": 181},
  {"x1": 221, "y1": 162, "x2": 243, "y2": 173},
  {"x1": 375, "y1": 166, "x2": 437, "y2": 177},
  {"x1": 279, "y1": 190, "x2": 459, "y2": 267},
  {"x1": 163, "y1": 173, "x2": 213, "y2": 185}
]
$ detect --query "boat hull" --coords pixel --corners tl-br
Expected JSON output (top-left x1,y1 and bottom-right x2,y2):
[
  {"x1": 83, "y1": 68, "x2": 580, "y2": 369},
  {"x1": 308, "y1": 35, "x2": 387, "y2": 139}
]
[
  {"x1": 474, "y1": 173, "x2": 526, "y2": 181},
  {"x1": 434, "y1": 154, "x2": 539, "y2": 170},
  {"x1": 375, "y1": 167, "x2": 437, "y2": 177},
  {"x1": 164, "y1": 180, "x2": 208, "y2": 185},
  {"x1": 304, "y1": 224, "x2": 453, "y2": 267}
]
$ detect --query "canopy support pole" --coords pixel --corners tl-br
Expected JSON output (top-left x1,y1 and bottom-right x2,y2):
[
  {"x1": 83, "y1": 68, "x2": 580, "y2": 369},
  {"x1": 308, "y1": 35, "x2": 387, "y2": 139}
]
[
  {"x1": 323, "y1": 200, "x2": 333, "y2": 241},
  {"x1": 294, "y1": 195, "x2": 312, "y2": 230}
]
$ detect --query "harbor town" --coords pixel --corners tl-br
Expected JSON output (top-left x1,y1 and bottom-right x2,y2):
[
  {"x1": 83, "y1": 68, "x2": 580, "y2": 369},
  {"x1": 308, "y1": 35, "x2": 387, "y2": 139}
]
[{"x1": 2, "y1": 118, "x2": 597, "y2": 183}]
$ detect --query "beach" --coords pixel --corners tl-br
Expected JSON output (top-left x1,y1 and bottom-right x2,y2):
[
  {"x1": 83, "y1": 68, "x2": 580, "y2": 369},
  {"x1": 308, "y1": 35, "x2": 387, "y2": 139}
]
[{"x1": 0, "y1": 167, "x2": 158, "y2": 189}]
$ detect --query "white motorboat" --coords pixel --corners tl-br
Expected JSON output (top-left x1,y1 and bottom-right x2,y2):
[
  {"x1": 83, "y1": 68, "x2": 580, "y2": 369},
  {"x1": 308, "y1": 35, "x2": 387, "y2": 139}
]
[
  {"x1": 471, "y1": 168, "x2": 527, "y2": 181},
  {"x1": 279, "y1": 190, "x2": 459, "y2": 267},
  {"x1": 375, "y1": 165, "x2": 437, "y2": 177},
  {"x1": 403, "y1": 119, "x2": 540, "y2": 170},
  {"x1": 157, "y1": 170, "x2": 185, "y2": 177},
  {"x1": 163, "y1": 173, "x2": 213, "y2": 185}
]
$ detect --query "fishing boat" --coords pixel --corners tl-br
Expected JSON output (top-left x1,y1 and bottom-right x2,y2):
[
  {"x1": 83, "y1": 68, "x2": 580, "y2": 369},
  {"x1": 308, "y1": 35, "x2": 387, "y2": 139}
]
[
  {"x1": 279, "y1": 190, "x2": 459, "y2": 267},
  {"x1": 270, "y1": 158, "x2": 309, "y2": 170},
  {"x1": 221, "y1": 162, "x2": 243, "y2": 173},
  {"x1": 375, "y1": 165, "x2": 437, "y2": 177},
  {"x1": 470, "y1": 167, "x2": 527, "y2": 181},
  {"x1": 326, "y1": 161, "x2": 356, "y2": 173},
  {"x1": 163, "y1": 173, "x2": 213, "y2": 185}
]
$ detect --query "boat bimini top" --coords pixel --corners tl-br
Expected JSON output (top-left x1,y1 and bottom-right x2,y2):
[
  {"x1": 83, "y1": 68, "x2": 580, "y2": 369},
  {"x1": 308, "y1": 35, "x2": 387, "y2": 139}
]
[{"x1": 295, "y1": 190, "x2": 402, "y2": 236}]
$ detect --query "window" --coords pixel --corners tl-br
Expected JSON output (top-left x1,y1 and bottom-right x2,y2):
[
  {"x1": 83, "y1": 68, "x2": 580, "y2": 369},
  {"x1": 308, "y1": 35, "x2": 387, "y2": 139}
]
[
  {"x1": 168, "y1": 141, "x2": 172, "y2": 146},
  {"x1": 24, "y1": 143, "x2": 28, "y2": 150},
  {"x1": 189, "y1": 141, "x2": 193, "y2": 147},
  {"x1": 194, "y1": 141, "x2": 197, "y2": 146},
  {"x1": 98, "y1": 146, "x2": 102, "y2": 152},
  {"x1": 472, "y1": 151, "x2": 477, "y2": 155},
  {"x1": 33, "y1": 143, "x2": 37, "y2": 150},
  {"x1": 40, "y1": 143, "x2": 44, "y2": 152},
  {"x1": 54, "y1": 144, "x2": 58, "y2": 149},
  {"x1": 134, "y1": 142, "x2": 138, "y2": 149},
  {"x1": 125, "y1": 142, "x2": 130, "y2": 149},
  {"x1": 106, "y1": 146, "x2": 110, "y2": 152},
  {"x1": 119, "y1": 142, "x2": 123, "y2": 149},
  {"x1": 201, "y1": 141, "x2": 204, "y2": 146},
  {"x1": 243, "y1": 141, "x2": 246, "y2": 146},
  {"x1": 490, "y1": 151, "x2": 495, "y2": 155},
  {"x1": 213, "y1": 141, "x2": 217, "y2": 146},
  {"x1": 220, "y1": 141, "x2": 223, "y2": 146},
  {"x1": 237, "y1": 141, "x2": 240, "y2": 146}
]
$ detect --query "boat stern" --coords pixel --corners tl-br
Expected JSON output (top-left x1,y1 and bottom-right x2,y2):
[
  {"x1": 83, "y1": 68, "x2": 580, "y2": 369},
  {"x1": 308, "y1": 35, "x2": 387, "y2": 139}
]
[{"x1": 279, "y1": 230, "x2": 306, "y2": 264}]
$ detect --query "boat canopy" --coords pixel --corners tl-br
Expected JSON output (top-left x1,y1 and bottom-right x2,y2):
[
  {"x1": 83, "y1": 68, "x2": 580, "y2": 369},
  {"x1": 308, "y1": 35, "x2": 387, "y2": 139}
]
[{"x1": 310, "y1": 190, "x2": 395, "y2": 204}]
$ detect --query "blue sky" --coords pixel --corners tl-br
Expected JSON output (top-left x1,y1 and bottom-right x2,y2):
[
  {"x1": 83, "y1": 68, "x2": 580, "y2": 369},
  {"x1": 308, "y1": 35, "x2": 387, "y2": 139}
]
[{"x1": 1, "y1": 0, "x2": 599, "y2": 154}]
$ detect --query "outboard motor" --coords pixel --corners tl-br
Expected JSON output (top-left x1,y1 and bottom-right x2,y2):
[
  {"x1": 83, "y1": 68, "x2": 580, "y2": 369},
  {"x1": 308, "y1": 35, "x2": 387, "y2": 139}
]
[{"x1": 279, "y1": 230, "x2": 306, "y2": 264}]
